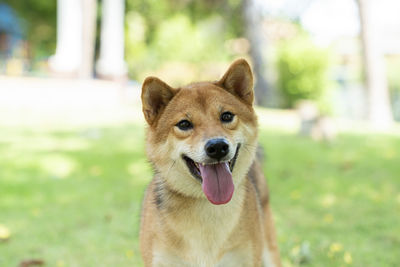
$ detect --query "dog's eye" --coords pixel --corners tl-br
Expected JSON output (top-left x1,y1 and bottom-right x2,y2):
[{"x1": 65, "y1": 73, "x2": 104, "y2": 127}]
[
  {"x1": 176, "y1": 120, "x2": 193, "y2": 130},
  {"x1": 220, "y1": 112, "x2": 235, "y2": 123}
]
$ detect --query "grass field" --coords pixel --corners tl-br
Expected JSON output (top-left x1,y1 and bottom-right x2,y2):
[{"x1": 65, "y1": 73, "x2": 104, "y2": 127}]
[{"x1": 0, "y1": 123, "x2": 399, "y2": 266}]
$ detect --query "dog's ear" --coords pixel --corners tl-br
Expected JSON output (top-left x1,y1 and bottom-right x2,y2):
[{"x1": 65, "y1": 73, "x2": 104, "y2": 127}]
[
  {"x1": 216, "y1": 59, "x2": 254, "y2": 105},
  {"x1": 141, "y1": 77, "x2": 177, "y2": 125}
]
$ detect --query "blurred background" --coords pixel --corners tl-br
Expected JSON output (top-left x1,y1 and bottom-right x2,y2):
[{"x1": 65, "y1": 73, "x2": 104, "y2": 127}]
[{"x1": 0, "y1": 0, "x2": 399, "y2": 266}]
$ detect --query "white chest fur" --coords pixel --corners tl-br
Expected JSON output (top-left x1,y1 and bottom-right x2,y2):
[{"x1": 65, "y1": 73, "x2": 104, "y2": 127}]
[{"x1": 155, "y1": 187, "x2": 248, "y2": 266}]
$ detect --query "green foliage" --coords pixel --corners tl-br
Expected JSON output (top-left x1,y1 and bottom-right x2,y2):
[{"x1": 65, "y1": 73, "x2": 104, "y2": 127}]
[
  {"x1": 276, "y1": 35, "x2": 332, "y2": 108},
  {"x1": 387, "y1": 57, "x2": 400, "y2": 92},
  {"x1": 125, "y1": 13, "x2": 235, "y2": 81},
  {"x1": 124, "y1": 0, "x2": 243, "y2": 80},
  {"x1": 125, "y1": 0, "x2": 243, "y2": 43},
  {"x1": 153, "y1": 14, "x2": 235, "y2": 65},
  {"x1": 2, "y1": 0, "x2": 57, "y2": 59}
]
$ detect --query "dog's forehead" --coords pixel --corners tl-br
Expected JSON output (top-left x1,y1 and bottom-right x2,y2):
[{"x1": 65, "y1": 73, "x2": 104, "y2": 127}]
[
  {"x1": 171, "y1": 82, "x2": 233, "y2": 109},
  {"x1": 181, "y1": 82, "x2": 222, "y2": 97},
  {"x1": 183, "y1": 81, "x2": 215, "y2": 90}
]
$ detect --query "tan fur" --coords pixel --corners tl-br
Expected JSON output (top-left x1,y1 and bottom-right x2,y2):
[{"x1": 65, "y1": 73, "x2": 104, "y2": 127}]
[{"x1": 140, "y1": 59, "x2": 281, "y2": 267}]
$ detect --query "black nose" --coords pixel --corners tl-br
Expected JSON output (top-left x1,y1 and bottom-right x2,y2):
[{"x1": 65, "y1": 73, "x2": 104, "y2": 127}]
[{"x1": 205, "y1": 138, "x2": 230, "y2": 160}]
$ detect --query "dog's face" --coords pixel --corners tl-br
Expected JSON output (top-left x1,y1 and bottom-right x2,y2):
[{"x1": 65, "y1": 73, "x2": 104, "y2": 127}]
[{"x1": 141, "y1": 59, "x2": 258, "y2": 205}]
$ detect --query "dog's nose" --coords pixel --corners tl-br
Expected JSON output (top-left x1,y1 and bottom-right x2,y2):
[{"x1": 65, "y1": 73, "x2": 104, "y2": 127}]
[{"x1": 205, "y1": 138, "x2": 230, "y2": 160}]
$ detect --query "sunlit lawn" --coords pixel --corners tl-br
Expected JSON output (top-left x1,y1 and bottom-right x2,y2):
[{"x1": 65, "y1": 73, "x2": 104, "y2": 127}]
[{"x1": 0, "y1": 123, "x2": 399, "y2": 266}]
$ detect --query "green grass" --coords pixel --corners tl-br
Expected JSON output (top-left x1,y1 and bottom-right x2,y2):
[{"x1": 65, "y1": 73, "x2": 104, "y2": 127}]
[{"x1": 0, "y1": 124, "x2": 399, "y2": 266}]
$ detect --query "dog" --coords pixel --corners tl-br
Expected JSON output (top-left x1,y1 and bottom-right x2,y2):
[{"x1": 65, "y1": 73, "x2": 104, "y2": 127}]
[{"x1": 140, "y1": 59, "x2": 281, "y2": 267}]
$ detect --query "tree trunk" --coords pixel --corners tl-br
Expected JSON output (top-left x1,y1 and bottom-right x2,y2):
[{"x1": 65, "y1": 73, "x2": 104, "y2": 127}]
[
  {"x1": 96, "y1": 0, "x2": 127, "y2": 80},
  {"x1": 80, "y1": 0, "x2": 97, "y2": 78},
  {"x1": 242, "y1": 0, "x2": 270, "y2": 107},
  {"x1": 357, "y1": 0, "x2": 393, "y2": 128}
]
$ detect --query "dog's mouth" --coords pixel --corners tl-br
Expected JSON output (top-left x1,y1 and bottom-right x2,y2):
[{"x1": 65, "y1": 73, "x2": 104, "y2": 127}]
[
  {"x1": 182, "y1": 144, "x2": 240, "y2": 205},
  {"x1": 182, "y1": 144, "x2": 241, "y2": 182}
]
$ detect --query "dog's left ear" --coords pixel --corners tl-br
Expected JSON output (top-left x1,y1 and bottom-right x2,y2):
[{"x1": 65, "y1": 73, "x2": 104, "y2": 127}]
[
  {"x1": 216, "y1": 59, "x2": 254, "y2": 105},
  {"x1": 141, "y1": 77, "x2": 177, "y2": 125}
]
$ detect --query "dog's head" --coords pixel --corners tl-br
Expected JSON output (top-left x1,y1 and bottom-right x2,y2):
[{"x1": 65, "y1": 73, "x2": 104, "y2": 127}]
[{"x1": 141, "y1": 59, "x2": 258, "y2": 205}]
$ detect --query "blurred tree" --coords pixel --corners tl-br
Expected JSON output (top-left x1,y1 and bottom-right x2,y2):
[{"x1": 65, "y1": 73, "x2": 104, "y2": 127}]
[
  {"x1": 356, "y1": 0, "x2": 393, "y2": 127},
  {"x1": 125, "y1": 0, "x2": 277, "y2": 106},
  {"x1": 242, "y1": 0, "x2": 270, "y2": 106},
  {"x1": 124, "y1": 0, "x2": 244, "y2": 79},
  {"x1": 126, "y1": 0, "x2": 242, "y2": 45},
  {"x1": 387, "y1": 58, "x2": 400, "y2": 121},
  {"x1": 276, "y1": 34, "x2": 331, "y2": 108},
  {"x1": 2, "y1": 0, "x2": 57, "y2": 60}
]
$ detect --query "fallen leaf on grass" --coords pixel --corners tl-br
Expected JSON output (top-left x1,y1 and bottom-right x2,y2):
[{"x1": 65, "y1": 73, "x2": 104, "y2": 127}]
[
  {"x1": 19, "y1": 259, "x2": 45, "y2": 267},
  {"x1": 344, "y1": 252, "x2": 353, "y2": 264},
  {"x1": 104, "y1": 214, "x2": 113, "y2": 222},
  {"x1": 0, "y1": 224, "x2": 11, "y2": 241},
  {"x1": 340, "y1": 160, "x2": 354, "y2": 171},
  {"x1": 323, "y1": 213, "x2": 334, "y2": 223},
  {"x1": 89, "y1": 165, "x2": 103, "y2": 176},
  {"x1": 290, "y1": 190, "x2": 301, "y2": 200},
  {"x1": 329, "y1": 242, "x2": 343, "y2": 253},
  {"x1": 125, "y1": 249, "x2": 134, "y2": 259},
  {"x1": 56, "y1": 260, "x2": 65, "y2": 267},
  {"x1": 320, "y1": 194, "x2": 336, "y2": 207}
]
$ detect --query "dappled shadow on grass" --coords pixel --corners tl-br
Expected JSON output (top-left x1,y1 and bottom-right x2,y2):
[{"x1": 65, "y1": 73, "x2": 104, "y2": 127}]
[
  {"x1": 0, "y1": 125, "x2": 399, "y2": 266},
  {"x1": 0, "y1": 124, "x2": 149, "y2": 266},
  {"x1": 259, "y1": 131, "x2": 400, "y2": 266}
]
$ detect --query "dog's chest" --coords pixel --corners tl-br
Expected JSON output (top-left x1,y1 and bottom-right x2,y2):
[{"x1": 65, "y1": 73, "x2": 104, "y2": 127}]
[{"x1": 164, "y1": 200, "x2": 244, "y2": 265}]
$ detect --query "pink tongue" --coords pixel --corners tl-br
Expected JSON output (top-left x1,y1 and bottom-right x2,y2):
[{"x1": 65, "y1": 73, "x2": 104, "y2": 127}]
[{"x1": 199, "y1": 162, "x2": 234, "y2": 205}]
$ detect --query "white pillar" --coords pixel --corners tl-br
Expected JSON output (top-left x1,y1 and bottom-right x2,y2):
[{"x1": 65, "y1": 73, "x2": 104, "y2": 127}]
[
  {"x1": 358, "y1": 0, "x2": 393, "y2": 128},
  {"x1": 49, "y1": 0, "x2": 83, "y2": 74},
  {"x1": 80, "y1": 0, "x2": 97, "y2": 78},
  {"x1": 96, "y1": 0, "x2": 127, "y2": 78}
]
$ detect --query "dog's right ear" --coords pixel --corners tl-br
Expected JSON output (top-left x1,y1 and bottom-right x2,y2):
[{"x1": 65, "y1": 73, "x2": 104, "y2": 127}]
[{"x1": 141, "y1": 77, "x2": 177, "y2": 125}]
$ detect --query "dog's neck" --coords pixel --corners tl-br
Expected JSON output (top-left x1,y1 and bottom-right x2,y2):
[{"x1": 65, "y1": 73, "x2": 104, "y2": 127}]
[{"x1": 152, "y1": 175, "x2": 250, "y2": 264}]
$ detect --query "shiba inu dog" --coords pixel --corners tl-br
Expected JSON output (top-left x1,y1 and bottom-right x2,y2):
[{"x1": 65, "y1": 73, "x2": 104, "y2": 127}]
[{"x1": 140, "y1": 59, "x2": 281, "y2": 267}]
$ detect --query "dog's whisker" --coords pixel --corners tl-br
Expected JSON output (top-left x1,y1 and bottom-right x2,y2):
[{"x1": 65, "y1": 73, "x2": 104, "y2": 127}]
[
  {"x1": 166, "y1": 160, "x2": 176, "y2": 177},
  {"x1": 242, "y1": 145, "x2": 251, "y2": 154},
  {"x1": 242, "y1": 143, "x2": 256, "y2": 153},
  {"x1": 243, "y1": 143, "x2": 257, "y2": 149}
]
